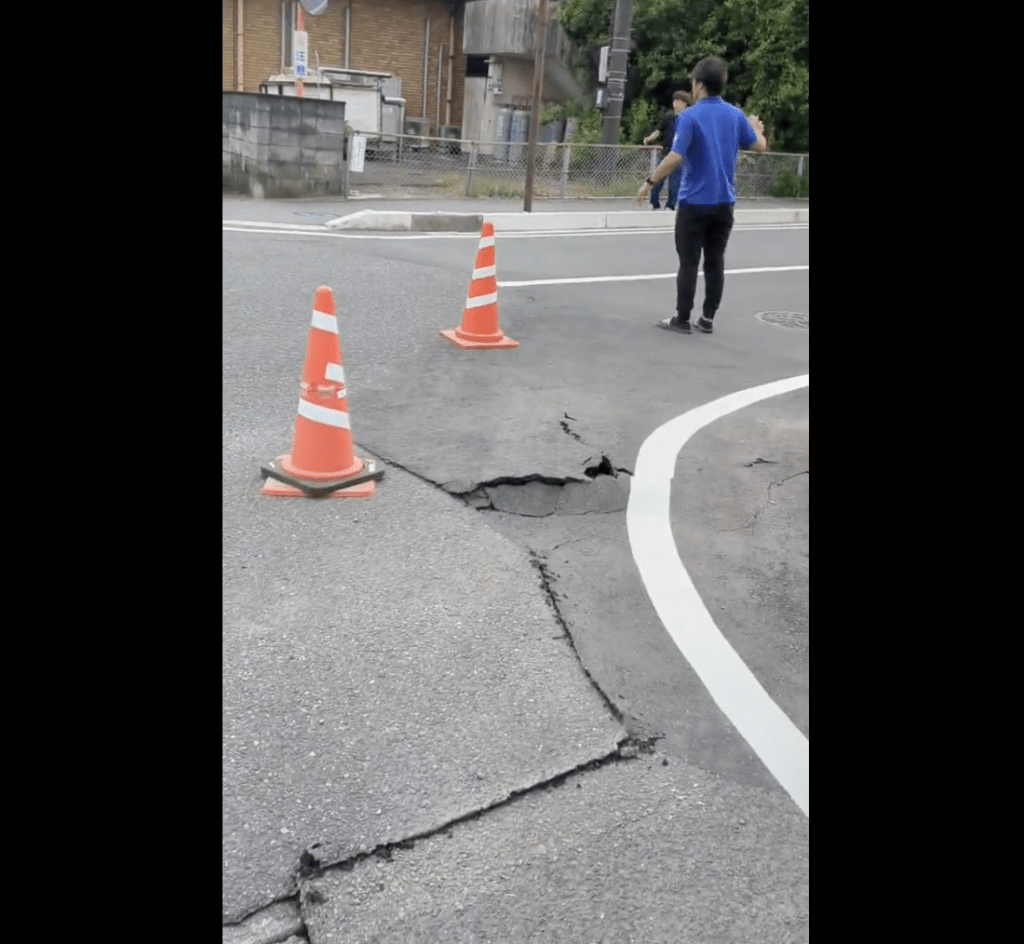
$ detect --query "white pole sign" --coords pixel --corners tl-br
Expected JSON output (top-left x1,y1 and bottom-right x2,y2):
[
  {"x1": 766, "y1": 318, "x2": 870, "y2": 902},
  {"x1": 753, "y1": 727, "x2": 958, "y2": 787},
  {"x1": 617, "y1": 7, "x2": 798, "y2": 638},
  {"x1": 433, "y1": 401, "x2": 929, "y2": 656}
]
[
  {"x1": 294, "y1": 31, "x2": 308, "y2": 78},
  {"x1": 350, "y1": 135, "x2": 366, "y2": 173}
]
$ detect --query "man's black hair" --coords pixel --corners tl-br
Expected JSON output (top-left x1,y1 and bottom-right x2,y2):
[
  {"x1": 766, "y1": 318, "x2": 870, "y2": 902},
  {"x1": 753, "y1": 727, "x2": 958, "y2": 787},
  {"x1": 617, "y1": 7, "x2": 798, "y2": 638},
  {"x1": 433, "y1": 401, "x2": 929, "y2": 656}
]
[{"x1": 690, "y1": 56, "x2": 728, "y2": 96}]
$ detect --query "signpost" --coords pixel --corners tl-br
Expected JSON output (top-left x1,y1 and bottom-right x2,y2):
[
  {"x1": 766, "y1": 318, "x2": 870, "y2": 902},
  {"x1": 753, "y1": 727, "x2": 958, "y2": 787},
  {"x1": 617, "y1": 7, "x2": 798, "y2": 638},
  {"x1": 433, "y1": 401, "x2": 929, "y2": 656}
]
[
  {"x1": 294, "y1": 7, "x2": 306, "y2": 96},
  {"x1": 349, "y1": 135, "x2": 366, "y2": 174}
]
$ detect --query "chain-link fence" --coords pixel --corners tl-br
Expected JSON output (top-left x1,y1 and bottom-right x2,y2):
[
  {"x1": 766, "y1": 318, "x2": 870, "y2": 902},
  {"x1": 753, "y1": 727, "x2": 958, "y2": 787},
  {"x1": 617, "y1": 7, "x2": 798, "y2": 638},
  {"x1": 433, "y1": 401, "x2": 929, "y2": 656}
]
[
  {"x1": 734, "y1": 151, "x2": 809, "y2": 198},
  {"x1": 345, "y1": 132, "x2": 808, "y2": 200}
]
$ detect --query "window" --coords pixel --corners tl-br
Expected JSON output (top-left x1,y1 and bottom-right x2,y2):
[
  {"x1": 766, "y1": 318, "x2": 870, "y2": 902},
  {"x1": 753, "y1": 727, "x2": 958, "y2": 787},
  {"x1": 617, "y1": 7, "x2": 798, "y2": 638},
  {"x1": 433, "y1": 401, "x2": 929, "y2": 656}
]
[{"x1": 465, "y1": 55, "x2": 488, "y2": 78}]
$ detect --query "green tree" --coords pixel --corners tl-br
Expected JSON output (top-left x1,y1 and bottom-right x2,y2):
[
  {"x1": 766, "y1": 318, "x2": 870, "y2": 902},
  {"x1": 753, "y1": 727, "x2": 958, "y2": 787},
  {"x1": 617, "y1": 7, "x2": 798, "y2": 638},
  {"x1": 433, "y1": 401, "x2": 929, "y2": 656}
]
[
  {"x1": 741, "y1": 0, "x2": 808, "y2": 152},
  {"x1": 556, "y1": 0, "x2": 719, "y2": 115},
  {"x1": 702, "y1": 0, "x2": 807, "y2": 151},
  {"x1": 623, "y1": 96, "x2": 656, "y2": 144},
  {"x1": 555, "y1": 0, "x2": 615, "y2": 47},
  {"x1": 554, "y1": 0, "x2": 615, "y2": 96},
  {"x1": 569, "y1": 107, "x2": 604, "y2": 144},
  {"x1": 631, "y1": 0, "x2": 719, "y2": 106},
  {"x1": 554, "y1": 0, "x2": 808, "y2": 153}
]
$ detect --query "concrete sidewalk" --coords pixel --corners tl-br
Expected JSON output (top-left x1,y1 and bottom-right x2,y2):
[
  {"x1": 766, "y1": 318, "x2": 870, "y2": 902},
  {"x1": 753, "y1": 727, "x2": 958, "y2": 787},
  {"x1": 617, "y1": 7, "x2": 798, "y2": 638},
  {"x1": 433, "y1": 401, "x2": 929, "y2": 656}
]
[{"x1": 223, "y1": 195, "x2": 809, "y2": 232}]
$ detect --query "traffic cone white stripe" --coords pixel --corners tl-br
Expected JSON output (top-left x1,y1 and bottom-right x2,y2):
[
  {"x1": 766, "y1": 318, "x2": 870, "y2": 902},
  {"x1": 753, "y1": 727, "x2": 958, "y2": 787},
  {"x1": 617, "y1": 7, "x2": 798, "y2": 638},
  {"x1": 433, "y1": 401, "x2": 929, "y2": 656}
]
[
  {"x1": 297, "y1": 398, "x2": 351, "y2": 429},
  {"x1": 471, "y1": 265, "x2": 496, "y2": 279},
  {"x1": 465, "y1": 292, "x2": 498, "y2": 308},
  {"x1": 478, "y1": 236, "x2": 495, "y2": 249},
  {"x1": 311, "y1": 310, "x2": 338, "y2": 334},
  {"x1": 325, "y1": 362, "x2": 345, "y2": 384}
]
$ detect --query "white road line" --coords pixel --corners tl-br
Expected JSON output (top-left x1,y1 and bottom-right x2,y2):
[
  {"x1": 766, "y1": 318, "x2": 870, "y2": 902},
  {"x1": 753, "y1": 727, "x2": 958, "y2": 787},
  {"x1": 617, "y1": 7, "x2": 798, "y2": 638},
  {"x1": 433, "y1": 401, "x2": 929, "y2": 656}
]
[
  {"x1": 222, "y1": 224, "x2": 807, "y2": 240},
  {"x1": 499, "y1": 265, "x2": 808, "y2": 287},
  {"x1": 627, "y1": 375, "x2": 810, "y2": 819},
  {"x1": 222, "y1": 220, "x2": 329, "y2": 231}
]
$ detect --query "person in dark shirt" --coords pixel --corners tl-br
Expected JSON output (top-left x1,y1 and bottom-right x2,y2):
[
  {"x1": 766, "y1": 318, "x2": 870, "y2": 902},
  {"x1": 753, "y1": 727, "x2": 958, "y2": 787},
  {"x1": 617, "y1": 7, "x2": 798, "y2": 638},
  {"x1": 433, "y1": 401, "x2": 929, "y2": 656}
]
[{"x1": 642, "y1": 91, "x2": 691, "y2": 209}]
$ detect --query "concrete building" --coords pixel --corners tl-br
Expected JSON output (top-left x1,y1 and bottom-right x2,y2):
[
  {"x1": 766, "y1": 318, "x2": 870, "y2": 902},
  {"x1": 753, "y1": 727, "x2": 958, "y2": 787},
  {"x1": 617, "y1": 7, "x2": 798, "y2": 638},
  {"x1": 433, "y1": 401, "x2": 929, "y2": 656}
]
[
  {"x1": 223, "y1": 0, "x2": 583, "y2": 146},
  {"x1": 461, "y1": 0, "x2": 584, "y2": 155}
]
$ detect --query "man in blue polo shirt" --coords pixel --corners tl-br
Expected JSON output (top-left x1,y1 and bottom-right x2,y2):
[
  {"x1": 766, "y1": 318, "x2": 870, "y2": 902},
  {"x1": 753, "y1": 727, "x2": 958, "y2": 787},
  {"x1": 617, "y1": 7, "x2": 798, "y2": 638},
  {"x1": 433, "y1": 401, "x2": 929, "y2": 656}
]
[{"x1": 638, "y1": 56, "x2": 767, "y2": 334}]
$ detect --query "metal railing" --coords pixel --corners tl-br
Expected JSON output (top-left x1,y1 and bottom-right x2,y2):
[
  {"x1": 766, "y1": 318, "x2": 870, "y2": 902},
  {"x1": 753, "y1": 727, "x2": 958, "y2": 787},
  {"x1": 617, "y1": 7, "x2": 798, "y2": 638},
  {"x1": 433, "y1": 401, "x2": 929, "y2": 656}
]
[{"x1": 344, "y1": 131, "x2": 808, "y2": 200}]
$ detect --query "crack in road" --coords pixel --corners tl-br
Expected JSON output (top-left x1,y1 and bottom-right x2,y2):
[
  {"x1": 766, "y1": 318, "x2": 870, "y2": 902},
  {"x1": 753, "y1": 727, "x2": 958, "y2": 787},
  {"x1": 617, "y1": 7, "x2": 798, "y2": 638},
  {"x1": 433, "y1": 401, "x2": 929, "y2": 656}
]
[
  {"x1": 474, "y1": 505, "x2": 626, "y2": 518},
  {"x1": 360, "y1": 432, "x2": 631, "y2": 519},
  {"x1": 528, "y1": 550, "x2": 629, "y2": 727},
  {"x1": 227, "y1": 736, "x2": 659, "y2": 940},
  {"x1": 765, "y1": 470, "x2": 809, "y2": 515},
  {"x1": 302, "y1": 739, "x2": 650, "y2": 878},
  {"x1": 583, "y1": 454, "x2": 633, "y2": 479},
  {"x1": 723, "y1": 469, "x2": 809, "y2": 533},
  {"x1": 227, "y1": 424, "x2": 645, "y2": 939},
  {"x1": 360, "y1": 447, "x2": 591, "y2": 505},
  {"x1": 547, "y1": 537, "x2": 587, "y2": 554},
  {"x1": 560, "y1": 416, "x2": 585, "y2": 443},
  {"x1": 772, "y1": 470, "x2": 809, "y2": 488}
]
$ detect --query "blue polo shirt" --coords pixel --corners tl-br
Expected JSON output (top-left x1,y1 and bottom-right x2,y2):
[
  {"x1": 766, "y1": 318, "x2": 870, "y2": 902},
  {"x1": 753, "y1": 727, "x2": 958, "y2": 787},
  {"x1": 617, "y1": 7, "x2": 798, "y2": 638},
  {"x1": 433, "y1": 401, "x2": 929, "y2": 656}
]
[{"x1": 671, "y1": 96, "x2": 757, "y2": 206}]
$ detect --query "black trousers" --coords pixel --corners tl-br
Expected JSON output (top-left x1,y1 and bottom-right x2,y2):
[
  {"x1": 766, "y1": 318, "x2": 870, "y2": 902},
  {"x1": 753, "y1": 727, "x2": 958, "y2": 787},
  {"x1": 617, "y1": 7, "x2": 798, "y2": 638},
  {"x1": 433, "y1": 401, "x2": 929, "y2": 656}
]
[{"x1": 675, "y1": 202, "x2": 734, "y2": 321}]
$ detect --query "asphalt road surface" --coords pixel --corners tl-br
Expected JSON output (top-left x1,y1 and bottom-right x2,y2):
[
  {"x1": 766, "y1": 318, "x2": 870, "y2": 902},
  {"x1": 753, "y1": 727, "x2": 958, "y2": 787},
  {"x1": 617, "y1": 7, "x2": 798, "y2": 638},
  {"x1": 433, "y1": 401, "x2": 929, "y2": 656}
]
[{"x1": 223, "y1": 218, "x2": 809, "y2": 944}]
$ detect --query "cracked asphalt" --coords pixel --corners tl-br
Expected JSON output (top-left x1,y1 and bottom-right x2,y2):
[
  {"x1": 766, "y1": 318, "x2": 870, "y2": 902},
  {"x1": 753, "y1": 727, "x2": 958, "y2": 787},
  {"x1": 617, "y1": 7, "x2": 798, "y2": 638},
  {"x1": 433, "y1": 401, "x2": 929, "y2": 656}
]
[{"x1": 223, "y1": 217, "x2": 809, "y2": 943}]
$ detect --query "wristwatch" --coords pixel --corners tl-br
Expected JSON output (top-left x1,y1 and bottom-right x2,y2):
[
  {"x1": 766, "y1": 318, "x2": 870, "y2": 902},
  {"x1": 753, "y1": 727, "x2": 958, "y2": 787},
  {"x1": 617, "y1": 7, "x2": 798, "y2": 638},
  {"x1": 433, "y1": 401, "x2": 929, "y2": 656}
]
[{"x1": 646, "y1": 177, "x2": 656, "y2": 185}]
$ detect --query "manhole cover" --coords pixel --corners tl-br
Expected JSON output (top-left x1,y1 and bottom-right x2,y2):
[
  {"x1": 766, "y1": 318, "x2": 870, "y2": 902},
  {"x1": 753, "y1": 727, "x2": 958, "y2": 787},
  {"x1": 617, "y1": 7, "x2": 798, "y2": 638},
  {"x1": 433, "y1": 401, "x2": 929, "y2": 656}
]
[
  {"x1": 294, "y1": 211, "x2": 338, "y2": 221},
  {"x1": 755, "y1": 310, "x2": 809, "y2": 329}
]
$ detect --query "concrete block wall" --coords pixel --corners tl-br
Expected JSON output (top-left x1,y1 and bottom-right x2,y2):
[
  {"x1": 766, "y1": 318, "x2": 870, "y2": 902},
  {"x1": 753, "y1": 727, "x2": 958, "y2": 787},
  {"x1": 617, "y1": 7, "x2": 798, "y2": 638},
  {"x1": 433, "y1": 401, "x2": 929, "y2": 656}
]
[{"x1": 223, "y1": 92, "x2": 347, "y2": 199}]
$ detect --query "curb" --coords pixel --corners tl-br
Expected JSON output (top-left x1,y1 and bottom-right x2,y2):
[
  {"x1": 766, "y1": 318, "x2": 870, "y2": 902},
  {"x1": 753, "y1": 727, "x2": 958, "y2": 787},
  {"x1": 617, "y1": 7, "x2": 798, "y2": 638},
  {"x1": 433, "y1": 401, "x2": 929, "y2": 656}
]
[{"x1": 326, "y1": 207, "x2": 808, "y2": 232}]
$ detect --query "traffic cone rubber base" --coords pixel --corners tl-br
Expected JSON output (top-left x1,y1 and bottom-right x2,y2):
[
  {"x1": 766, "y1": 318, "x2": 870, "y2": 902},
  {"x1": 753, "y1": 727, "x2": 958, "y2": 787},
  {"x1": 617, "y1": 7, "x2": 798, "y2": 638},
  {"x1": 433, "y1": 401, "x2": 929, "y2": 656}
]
[
  {"x1": 261, "y1": 456, "x2": 383, "y2": 498},
  {"x1": 440, "y1": 328, "x2": 518, "y2": 350}
]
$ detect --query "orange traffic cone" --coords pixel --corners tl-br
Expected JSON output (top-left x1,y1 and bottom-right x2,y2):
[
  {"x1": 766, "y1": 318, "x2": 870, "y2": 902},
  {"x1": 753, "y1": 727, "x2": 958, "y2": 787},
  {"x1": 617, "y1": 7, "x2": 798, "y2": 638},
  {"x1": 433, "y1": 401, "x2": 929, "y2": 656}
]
[
  {"x1": 441, "y1": 222, "x2": 518, "y2": 349},
  {"x1": 261, "y1": 287, "x2": 384, "y2": 498}
]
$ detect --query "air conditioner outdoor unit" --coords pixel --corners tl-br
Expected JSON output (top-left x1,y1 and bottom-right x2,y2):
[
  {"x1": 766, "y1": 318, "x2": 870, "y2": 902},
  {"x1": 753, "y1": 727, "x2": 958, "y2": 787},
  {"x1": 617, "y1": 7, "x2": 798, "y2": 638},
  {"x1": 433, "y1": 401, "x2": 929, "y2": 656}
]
[
  {"x1": 404, "y1": 117, "x2": 430, "y2": 149},
  {"x1": 440, "y1": 125, "x2": 461, "y2": 156},
  {"x1": 325, "y1": 72, "x2": 375, "y2": 88}
]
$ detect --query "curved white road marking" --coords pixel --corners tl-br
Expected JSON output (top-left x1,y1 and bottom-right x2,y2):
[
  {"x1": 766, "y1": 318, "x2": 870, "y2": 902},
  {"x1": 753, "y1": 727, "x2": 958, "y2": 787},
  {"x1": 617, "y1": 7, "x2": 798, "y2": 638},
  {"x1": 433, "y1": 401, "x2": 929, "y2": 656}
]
[{"x1": 627, "y1": 375, "x2": 809, "y2": 818}]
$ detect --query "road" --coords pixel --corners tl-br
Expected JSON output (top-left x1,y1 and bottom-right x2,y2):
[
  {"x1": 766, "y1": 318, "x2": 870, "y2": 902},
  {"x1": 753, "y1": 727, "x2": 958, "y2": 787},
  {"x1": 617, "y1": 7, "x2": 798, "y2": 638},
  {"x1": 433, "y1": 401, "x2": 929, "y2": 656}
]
[{"x1": 223, "y1": 217, "x2": 809, "y2": 944}]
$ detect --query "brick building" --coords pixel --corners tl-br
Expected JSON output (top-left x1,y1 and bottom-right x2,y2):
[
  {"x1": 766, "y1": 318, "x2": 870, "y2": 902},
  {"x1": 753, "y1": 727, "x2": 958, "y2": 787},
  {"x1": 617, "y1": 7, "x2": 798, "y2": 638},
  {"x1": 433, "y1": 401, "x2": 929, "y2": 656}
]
[{"x1": 223, "y1": 0, "x2": 466, "y2": 134}]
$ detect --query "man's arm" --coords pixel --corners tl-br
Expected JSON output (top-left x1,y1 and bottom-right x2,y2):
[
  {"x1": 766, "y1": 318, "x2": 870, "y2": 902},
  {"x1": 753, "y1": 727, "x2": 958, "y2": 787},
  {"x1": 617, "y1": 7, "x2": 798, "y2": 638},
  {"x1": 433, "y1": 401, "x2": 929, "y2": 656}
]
[
  {"x1": 636, "y1": 150, "x2": 683, "y2": 205},
  {"x1": 743, "y1": 113, "x2": 769, "y2": 152},
  {"x1": 650, "y1": 151, "x2": 683, "y2": 178},
  {"x1": 642, "y1": 129, "x2": 661, "y2": 146},
  {"x1": 637, "y1": 115, "x2": 689, "y2": 204},
  {"x1": 652, "y1": 114, "x2": 687, "y2": 178}
]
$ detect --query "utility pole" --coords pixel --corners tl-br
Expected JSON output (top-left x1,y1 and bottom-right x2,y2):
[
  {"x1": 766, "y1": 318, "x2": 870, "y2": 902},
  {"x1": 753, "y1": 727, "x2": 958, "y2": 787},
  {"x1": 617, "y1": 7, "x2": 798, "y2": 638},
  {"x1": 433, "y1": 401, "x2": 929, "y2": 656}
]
[
  {"x1": 523, "y1": 0, "x2": 548, "y2": 213},
  {"x1": 599, "y1": 0, "x2": 633, "y2": 145}
]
